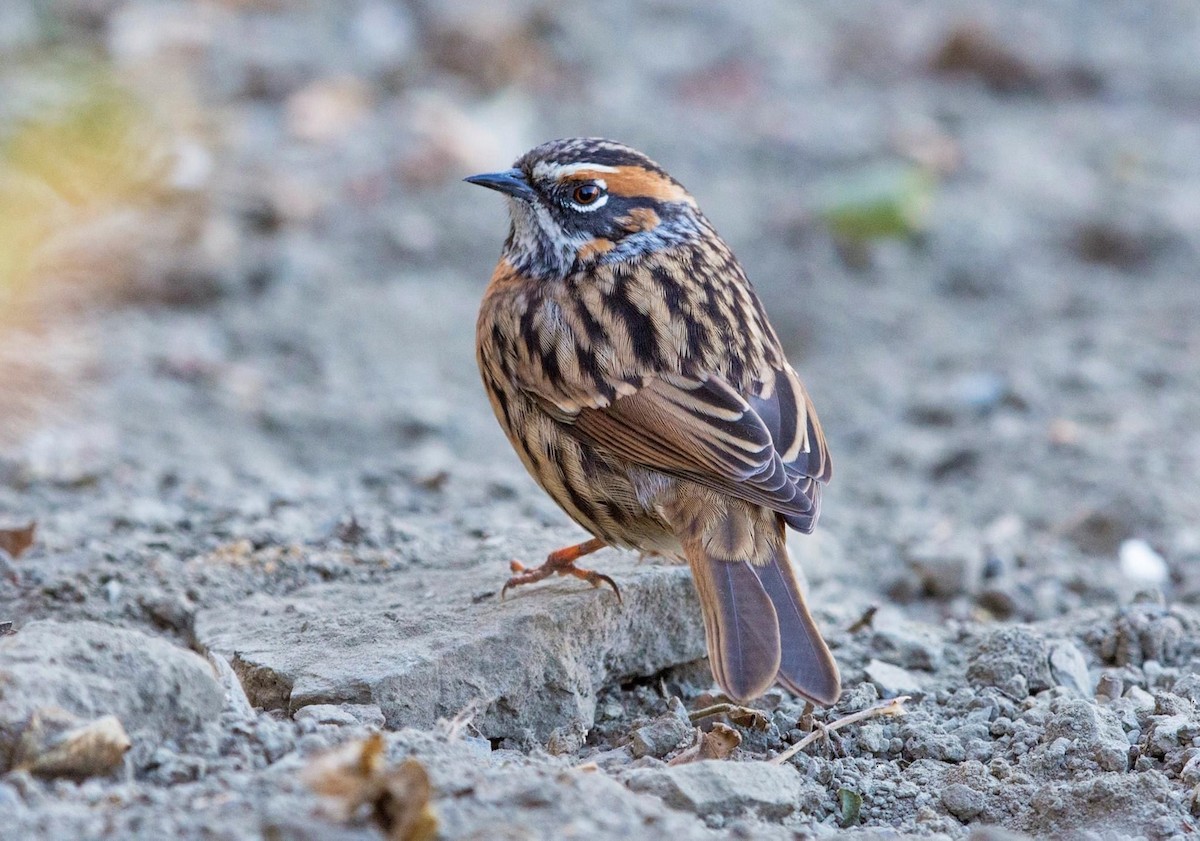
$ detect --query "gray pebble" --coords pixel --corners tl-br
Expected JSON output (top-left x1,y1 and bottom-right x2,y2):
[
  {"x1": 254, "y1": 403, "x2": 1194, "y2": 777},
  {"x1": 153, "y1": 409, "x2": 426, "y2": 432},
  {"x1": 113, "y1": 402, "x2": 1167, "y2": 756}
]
[{"x1": 942, "y1": 782, "x2": 985, "y2": 820}]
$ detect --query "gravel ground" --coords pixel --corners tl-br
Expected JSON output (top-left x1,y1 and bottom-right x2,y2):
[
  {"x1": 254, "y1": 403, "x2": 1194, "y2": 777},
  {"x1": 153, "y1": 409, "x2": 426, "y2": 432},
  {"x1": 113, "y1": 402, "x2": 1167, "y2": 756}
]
[{"x1": 2, "y1": 2, "x2": 1199, "y2": 839}]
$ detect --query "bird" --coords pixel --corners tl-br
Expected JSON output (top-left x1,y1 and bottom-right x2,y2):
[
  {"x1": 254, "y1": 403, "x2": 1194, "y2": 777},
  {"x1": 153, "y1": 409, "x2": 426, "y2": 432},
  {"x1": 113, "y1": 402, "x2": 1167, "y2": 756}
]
[{"x1": 466, "y1": 138, "x2": 840, "y2": 705}]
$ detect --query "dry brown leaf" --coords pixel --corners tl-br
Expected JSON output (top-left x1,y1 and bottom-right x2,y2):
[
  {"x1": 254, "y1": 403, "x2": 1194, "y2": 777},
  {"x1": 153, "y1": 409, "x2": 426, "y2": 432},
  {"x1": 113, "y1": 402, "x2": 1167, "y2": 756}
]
[
  {"x1": 13, "y1": 708, "x2": 131, "y2": 779},
  {"x1": 0, "y1": 521, "x2": 35, "y2": 558},
  {"x1": 305, "y1": 733, "x2": 437, "y2": 841},
  {"x1": 667, "y1": 723, "x2": 741, "y2": 766},
  {"x1": 378, "y1": 759, "x2": 437, "y2": 841}
]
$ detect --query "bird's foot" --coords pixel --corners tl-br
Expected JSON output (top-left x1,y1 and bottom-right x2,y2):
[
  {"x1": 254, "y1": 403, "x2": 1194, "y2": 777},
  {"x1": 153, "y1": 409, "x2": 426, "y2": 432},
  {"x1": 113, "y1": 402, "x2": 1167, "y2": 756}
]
[{"x1": 501, "y1": 537, "x2": 621, "y2": 603}]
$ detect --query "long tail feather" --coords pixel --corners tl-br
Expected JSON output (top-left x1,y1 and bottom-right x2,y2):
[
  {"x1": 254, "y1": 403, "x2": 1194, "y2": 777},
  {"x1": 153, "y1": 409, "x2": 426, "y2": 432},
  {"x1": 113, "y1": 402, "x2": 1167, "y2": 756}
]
[
  {"x1": 750, "y1": 522, "x2": 841, "y2": 704},
  {"x1": 685, "y1": 548, "x2": 781, "y2": 703}
]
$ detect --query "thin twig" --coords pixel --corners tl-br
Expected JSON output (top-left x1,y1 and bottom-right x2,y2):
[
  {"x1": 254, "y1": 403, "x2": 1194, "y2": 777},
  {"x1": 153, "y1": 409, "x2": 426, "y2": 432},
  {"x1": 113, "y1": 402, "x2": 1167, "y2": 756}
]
[
  {"x1": 770, "y1": 696, "x2": 910, "y2": 765},
  {"x1": 688, "y1": 703, "x2": 768, "y2": 729},
  {"x1": 440, "y1": 700, "x2": 482, "y2": 740},
  {"x1": 847, "y1": 604, "x2": 879, "y2": 633}
]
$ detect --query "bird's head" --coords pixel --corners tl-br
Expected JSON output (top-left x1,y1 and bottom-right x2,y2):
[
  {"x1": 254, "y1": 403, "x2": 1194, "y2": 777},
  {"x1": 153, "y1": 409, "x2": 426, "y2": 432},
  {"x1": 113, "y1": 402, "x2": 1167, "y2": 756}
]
[{"x1": 465, "y1": 138, "x2": 704, "y2": 280}]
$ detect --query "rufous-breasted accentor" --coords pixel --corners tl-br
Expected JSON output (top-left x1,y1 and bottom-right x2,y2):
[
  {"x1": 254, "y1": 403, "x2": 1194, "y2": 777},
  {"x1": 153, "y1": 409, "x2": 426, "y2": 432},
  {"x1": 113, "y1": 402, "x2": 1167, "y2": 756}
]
[{"x1": 467, "y1": 138, "x2": 839, "y2": 705}]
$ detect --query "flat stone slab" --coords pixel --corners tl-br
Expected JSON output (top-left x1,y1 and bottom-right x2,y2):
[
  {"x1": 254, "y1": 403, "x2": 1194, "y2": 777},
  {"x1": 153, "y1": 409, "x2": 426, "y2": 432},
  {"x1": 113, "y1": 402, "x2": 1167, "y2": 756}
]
[{"x1": 196, "y1": 555, "x2": 706, "y2": 745}]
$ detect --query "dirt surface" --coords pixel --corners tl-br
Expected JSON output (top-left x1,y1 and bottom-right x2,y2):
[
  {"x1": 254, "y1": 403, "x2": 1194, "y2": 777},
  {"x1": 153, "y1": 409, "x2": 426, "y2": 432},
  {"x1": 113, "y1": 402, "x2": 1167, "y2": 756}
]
[{"x1": 2, "y1": 2, "x2": 1200, "y2": 839}]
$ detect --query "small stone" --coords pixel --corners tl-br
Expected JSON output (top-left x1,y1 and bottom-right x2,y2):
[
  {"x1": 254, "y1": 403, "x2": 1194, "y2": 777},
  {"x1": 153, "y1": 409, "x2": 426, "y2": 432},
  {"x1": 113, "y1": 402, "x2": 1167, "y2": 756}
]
[
  {"x1": 1048, "y1": 641, "x2": 1093, "y2": 697},
  {"x1": 0, "y1": 621, "x2": 223, "y2": 773},
  {"x1": 285, "y1": 76, "x2": 373, "y2": 144},
  {"x1": 904, "y1": 731, "x2": 967, "y2": 763},
  {"x1": 342, "y1": 705, "x2": 386, "y2": 729},
  {"x1": 1096, "y1": 673, "x2": 1124, "y2": 701},
  {"x1": 293, "y1": 705, "x2": 358, "y2": 727},
  {"x1": 967, "y1": 828, "x2": 1038, "y2": 840},
  {"x1": 630, "y1": 698, "x2": 692, "y2": 759},
  {"x1": 871, "y1": 624, "x2": 945, "y2": 671},
  {"x1": 857, "y1": 724, "x2": 891, "y2": 754},
  {"x1": 1119, "y1": 539, "x2": 1169, "y2": 586},
  {"x1": 942, "y1": 782, "x2": 985, "y2": 820},
  {"x1": 967, "y1": 627, "x2": 1053, "y2": 695},
  {"x1": 1173, "y1": 674, "x2": 1200, "y2": 706},
  {"x1": 865, "y1": 659, "x2": 923, "y2": 697},
  {"x1": 906, "y1": 534, "x2": 985, "y2": 597},
  {"x1": 1149, "y1": 714, "x2": 1197, "y2": 756},
  {"x1": 624, "y1": 761, "x2": 814, "y2": 819},
  {"x1": 1041, "y1": 698, "x2": 1129, "y2": 772},
  {"x1": 1181, "y1": 753, "x2": 1200, "y2": 786},
  {"x1": 1124, "y1": 685, "x2": 1156, "y2": 712},
  {"x1": 351, "y1": 0, "x2": 415, "y2": 66}
]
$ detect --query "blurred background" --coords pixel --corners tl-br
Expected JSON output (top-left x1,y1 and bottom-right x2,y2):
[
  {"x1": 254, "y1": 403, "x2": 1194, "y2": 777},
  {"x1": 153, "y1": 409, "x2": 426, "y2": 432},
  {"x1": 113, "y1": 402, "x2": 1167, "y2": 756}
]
[{"x1": 1, "y1": 0, "x2": 1199, "y2": 625}]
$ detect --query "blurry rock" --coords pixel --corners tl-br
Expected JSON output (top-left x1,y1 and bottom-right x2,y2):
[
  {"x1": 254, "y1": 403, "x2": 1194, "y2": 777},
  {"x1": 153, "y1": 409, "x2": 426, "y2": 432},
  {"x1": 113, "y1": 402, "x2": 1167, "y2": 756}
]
[
  {"x1": 11, "y1": 708, "x2": 130, "y2": 779},
  {"x1": 931, "y1": 24, "x2": 1038, "y2": 93},
  {"x1": 1039, "y1": 698, "x2": 1128, "y2": 772},
  {"x1": 903, "y1": 730, "x2": 967, "y2": 763},
  {"x1": 1048, "y1": 641, "x2": 1093, "y2": 698},
  {"x1": 295, "y1": 705, "x2": 360, "y2": 727},
  {"x1": 197, "y1": 555, "x2": 705, "y2": 746},
  {"x1": 1070, "y1": 219, "x2": 1166, "y2": 272},
  {"x1": 928, "y1": 447, "x2": 980, "y2": 480},
  {"x1": 786, "y1": 527, "x2": 844, "y2": 588},
  {"x1": 1023, "y1": 774, "x2": 1182, "y2": 839},
  {"x1": 417, "y1": 0, "x2": 551, "y2": 93},
  {"x1": 286, "y1": 76, "x2": 373, "y2": 144},
  {"x1": 351, "y1": 1, "x2": 416, "y2": 69},
  {"x1": 0, "y1": 1, "x2": 38, "y2": 51},
  {"x1": 1064, "y1": 502, "x2": 1141, "y2": 556},
  {"x1": 1096, "y1": 602, "x2": 1195, "y2": 667},
  {"x1": 1146, "y1": 713, "x2": 1198, "y2": 758},
  {"x1": 941, "y1": 782, "x2": 985, "y2": 821},
  {"x1": 0, "y1": 620, "x2": 223, "y2": 772},
  {"x1": 395, "y1": 90, "x2": 535, "y2": 187},
  {"x1": 106, "y1": 2, "x2": 218, "y2": 66},
  {"x1": 0, "y1": 521, "x2": 35, "y2": 559},
  {"x1": 208, "y1": 650, "x2": 254, "y2": 719},
  {"x1": 387, "y1": 209, "x2": 439, "y2": 256},
  {"x1": 1123, "y1": 685, "x2": 1156, "y2": 714},
  {"x1": 968, "y1": 829, "x2": 1035, "y2": 841},
  {"x1": 1095, "y1": 673, "x2": 1123, "y2": 702},
  {"x1": 982, "y1": 514, "x2": 1024, "y2": 566},
  {"x1": 625, "y1": 760, "x2": 811, "y2": 819},
  {"x1": 905, "y1": 532, "x2": 984, "y2": 598},
  {"x1": 1119, "y1": 539, "x2": 1169, "y2": 586},
  {"x1": 871, "y1": 622, "x2": 944, "y2": 671},
  {"x1": 967, "y1": 627, "x2": 1054, "y2": 698},
  {"x1": 630, "y1": 697, "x2": 692, "y2": 759},
  {"x1": 865, "y1": 659, "x2": 923, "y2": 698},
  {"x1": 1047, "y1": 418, "x2": 1082, "y2": 447},
  {"x1": 1170, "y1": 674, "x2": 1200, "y2": 707}
]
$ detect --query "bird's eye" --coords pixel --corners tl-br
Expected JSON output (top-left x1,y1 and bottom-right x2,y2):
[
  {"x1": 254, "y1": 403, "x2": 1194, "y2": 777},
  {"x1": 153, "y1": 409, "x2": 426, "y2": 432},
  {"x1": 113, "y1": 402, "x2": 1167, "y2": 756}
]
[{"x1": 572, "y1": 184, "x2": 602, "y2": 205}]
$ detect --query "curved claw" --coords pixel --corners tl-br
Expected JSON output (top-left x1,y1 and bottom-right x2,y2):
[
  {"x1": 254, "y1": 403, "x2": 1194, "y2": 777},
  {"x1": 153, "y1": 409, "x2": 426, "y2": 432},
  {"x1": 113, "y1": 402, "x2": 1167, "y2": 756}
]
[
  {"x1": 584, "y1": 569, "x2": 622, "y2": 604},
  {"x1": 498, "y1": 539, "x2": 621, "y2": 604}
]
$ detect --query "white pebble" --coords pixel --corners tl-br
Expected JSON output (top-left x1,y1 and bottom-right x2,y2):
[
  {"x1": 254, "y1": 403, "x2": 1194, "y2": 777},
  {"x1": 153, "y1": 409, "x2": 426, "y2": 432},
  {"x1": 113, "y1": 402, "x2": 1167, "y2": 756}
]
[{"x1": 1119, "y1": 538, "x2": 1168, "y2": 585}]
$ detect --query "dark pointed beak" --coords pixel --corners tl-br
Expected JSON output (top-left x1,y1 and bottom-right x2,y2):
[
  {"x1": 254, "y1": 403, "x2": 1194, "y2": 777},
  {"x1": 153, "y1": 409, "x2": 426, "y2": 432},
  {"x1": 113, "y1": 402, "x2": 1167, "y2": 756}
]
[{"x1": 464, "y1": 168, "x2": 535, "y2": 201}]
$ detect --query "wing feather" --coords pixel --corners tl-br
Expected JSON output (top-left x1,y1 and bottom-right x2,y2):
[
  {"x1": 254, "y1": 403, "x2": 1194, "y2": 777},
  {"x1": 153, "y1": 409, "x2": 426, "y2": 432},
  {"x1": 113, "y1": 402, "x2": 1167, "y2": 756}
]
[{"x1": 547, "y1": 372, "x2": 827, "y2": 525}]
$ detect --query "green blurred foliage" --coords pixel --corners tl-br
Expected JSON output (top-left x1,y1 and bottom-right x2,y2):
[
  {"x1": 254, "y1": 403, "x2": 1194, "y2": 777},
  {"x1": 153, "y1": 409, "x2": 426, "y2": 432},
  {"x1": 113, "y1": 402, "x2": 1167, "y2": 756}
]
[
  {"x1": 811, "y1": 162, "x2": 936, "y2": 243},
  {"x1": 0, "y1": 55, "x2": 169, "y2": 318}
]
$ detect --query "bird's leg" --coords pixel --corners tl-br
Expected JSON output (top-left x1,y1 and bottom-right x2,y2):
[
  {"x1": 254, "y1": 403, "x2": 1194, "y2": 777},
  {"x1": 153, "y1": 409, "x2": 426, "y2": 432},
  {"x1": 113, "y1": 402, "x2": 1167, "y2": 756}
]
[{"x1": 502, "y1": 537, "x2": 621, "y2": 602}]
